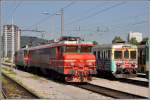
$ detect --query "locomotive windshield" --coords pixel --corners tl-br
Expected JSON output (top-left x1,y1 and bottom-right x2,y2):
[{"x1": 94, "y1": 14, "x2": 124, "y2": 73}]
[
  {"x1": 64, "y1": 45, "x2": 92, "y2": 53},
  {"x1": 114, "y1": 51, "x2": 122, "y2": 59},
  {"x1": 80, "y1": 46, "x2": 92, "y2": 53},
  {"x1": 65, "y1": 46, "x2": 78, "y2": 53}
]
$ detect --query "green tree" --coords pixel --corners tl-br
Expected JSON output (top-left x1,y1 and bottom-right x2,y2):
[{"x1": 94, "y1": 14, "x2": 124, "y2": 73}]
[
  {"x1": 129, "y1": 37, "x2": 139, "y2": 45},
  {"x1": 141, "y1": 37, "x2": 149, "y2": 45},
  {"x1": 112, "y1": 36, "x2": 125, "y2": 43},
  {"x1": 93, "y1": 41, "x2": 98, "y2": 45}
]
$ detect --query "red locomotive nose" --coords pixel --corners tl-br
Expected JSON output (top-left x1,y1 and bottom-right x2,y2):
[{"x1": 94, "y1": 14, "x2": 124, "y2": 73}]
[{"x1": 63, "y1": 53, "x2": 95, "y2": 60}]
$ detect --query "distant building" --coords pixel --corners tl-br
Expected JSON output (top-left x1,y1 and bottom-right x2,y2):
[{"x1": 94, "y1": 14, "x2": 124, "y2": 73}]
[
  {"x1": 128, "y1": 32, "x2": 142, "y2": 43},
  {"x1": 3, "y1": 25, "x2": 21, "y2": 58}
]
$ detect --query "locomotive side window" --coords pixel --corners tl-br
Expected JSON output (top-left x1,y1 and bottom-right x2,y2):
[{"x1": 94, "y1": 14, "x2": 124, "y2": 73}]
[
  {"x1": 50, "y1": 48, "x2": 56, "y2": 58},
  {"x1": 124, "y1": 50, "x2": 129, "y2": 59},
  {"x1": 80, "y1": 46, "x2": 92, "y2": 53},
  {"x1": 114, "y1": 51, "x2": 122, "y2": 59},
  {"x1": 130, "y1": 51, "x2": 136, "y2": 59},
  {"x1": 93, "y1": 51, "x2": 96, "y2": 57}
]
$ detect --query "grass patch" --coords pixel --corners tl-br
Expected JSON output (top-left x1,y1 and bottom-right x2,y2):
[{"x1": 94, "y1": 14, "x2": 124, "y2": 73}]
[
  {"x1": 29, "y1": 74, "x2": 40, "y2": 80},
  {"x1": 2, "y1": 67, "x2": 17, "y2": 75}
]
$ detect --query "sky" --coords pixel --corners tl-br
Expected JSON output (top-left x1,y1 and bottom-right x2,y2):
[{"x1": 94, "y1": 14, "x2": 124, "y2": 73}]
[{"x1": 1, "y1": 0, "x2": 149, "y2": 44}]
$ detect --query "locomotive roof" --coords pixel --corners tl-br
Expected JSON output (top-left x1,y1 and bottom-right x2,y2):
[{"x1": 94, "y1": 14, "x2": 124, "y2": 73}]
[
  {"x1": 22, "y1": 40, "x2": 93, "y2": 51},
  {"x1": 93, "y1": 43, "x2": 137, "y2": 50}
]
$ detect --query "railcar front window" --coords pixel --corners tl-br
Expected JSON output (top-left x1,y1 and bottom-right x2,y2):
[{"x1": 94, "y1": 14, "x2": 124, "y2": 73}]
[
  {"x1": 114, "y1": 51, "x2": 122, "y2": 59},
  {"x1": 80, "y1": 46, "x2": 92, "y2": 53},
  {"x1": 130, "y1": 51, "x2": 136, "y2": 59},
  {"x1": 124, "y1": 51, "x2": 129, "y2": 59},
  {"x1": 65, "y1": 46, "x2": 78, "y2": 53}
]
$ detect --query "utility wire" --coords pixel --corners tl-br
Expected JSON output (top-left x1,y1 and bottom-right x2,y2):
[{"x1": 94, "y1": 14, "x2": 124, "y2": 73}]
[
  {"x1": 66, "y1": 2, "x2": 126, "y2": 25},
  {"x1": 75, "y1": 14, "x2": 147, "y2": 32},
  {"x1": 25, "y1": 1, "x2": 75, "y2": 29},
  {"x1": 63, "y1": 1, "x2": 76, "y2": 9},
  {"x1": 7, "y1": 1, "x2": 23, "y2": 20},
  {"x1": 66, "y1": 2, "x2": 107, "y2": 22}
]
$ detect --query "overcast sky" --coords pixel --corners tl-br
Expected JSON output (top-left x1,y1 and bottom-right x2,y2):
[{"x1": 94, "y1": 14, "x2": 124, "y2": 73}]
[{"x1": 2, "y1": 0, "x2": 149, "y2": 44}]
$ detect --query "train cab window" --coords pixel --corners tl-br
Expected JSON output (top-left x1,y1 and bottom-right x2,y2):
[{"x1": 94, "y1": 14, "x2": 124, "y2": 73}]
[
  {"x1": 114, "y1": 51, "x2": 122, "y2": 59},
  {"x1": 124, "y1": 50, "x2": 129, "y2": 59},
  {"x1": 80, "y1": 46, "x2": 92, "y2": 53},
  {"x1": 65, "y1": 46, "x2": 78, "y2": 53},
  {"x1": 130, "y1": 51, "x2": 136, "y2": 59}
]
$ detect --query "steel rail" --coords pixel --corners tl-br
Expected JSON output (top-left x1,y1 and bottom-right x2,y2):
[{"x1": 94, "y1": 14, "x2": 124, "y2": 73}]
[{"x1": 2, "y1": 88, "x2": 8, "y2": 98}]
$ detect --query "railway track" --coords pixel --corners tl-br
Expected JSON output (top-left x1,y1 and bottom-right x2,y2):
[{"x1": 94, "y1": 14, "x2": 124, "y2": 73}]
[
  {"x1": 75, "y1": 83, "x2": 148, "y2": 99},
  {"x1": 2, "y1": 73, "x2": 40, "y2": 99},
  {"x1": 94, "y1": 75, "x2": 148, "y2": 87},
  {"x1": 2, "y1": 63, "x2": 148, "y2": 99},
  {"x1": 118, "y1": 78, "x2": 148, "y2": 87}
]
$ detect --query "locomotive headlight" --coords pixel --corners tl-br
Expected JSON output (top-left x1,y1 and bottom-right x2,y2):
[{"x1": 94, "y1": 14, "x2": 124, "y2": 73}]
[
  {"x1": 88, "y1": 62, "x2": 92, "y2": 66},
  {"x1": 70, "y1": 62, "x2": 75, "y2": 66}
]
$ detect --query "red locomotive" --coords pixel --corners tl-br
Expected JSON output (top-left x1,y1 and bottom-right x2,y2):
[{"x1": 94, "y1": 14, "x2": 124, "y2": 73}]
[{"x1": 14, "y1": 36, "x2": 96, "y2": 82}]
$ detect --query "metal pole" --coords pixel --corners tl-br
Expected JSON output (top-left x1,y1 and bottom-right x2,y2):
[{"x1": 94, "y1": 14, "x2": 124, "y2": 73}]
[
  {"x1": 11, "y1": 16, "x2": 14, "y2": 68},
  {"x1": 61, "y1": 8, "x2": 64, "y2": 37},
  {"x1": 0, "y1": 0, "x2": 2, "y2": 93}
]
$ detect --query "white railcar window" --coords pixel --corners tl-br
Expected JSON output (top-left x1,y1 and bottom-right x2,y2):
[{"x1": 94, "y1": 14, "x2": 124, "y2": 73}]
[
  {"x1": 130, "y1": 51, "x2": 136, "y2": 59},
  {"x1": 114, "y1": 51, "x2": 122, "y2": 59},
  {"x1": 98, "y1": 51, "x2": 100, "y2": 59}
]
